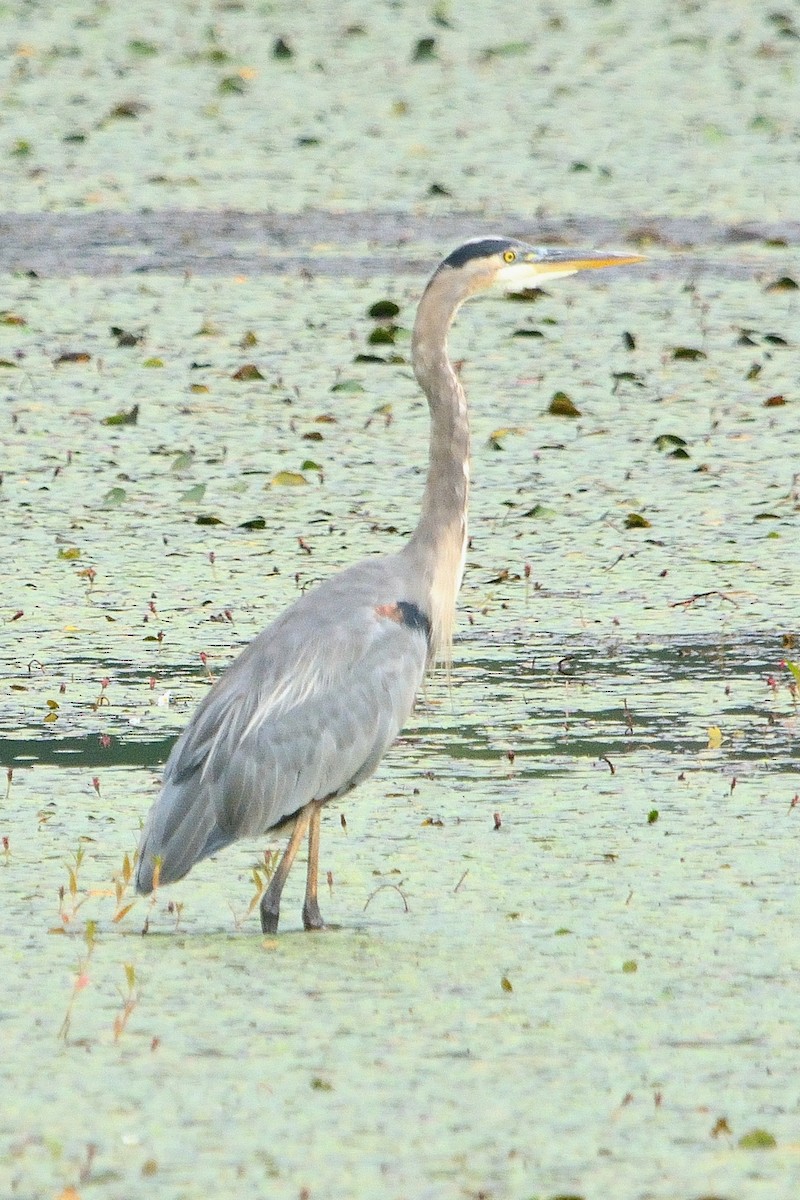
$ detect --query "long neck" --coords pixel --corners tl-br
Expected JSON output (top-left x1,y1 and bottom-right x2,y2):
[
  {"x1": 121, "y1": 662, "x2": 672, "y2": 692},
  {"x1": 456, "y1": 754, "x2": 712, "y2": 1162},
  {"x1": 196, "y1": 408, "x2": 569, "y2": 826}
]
[{"x1": 404, "y1": 270, "x2": 470, "y2": 664}]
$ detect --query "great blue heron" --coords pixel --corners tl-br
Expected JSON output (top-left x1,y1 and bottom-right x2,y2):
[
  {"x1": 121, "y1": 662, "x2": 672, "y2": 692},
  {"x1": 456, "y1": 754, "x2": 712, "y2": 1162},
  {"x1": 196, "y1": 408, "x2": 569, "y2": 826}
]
[{"x1": 135, "y1": 237, "x2": 643, "y2": 932}]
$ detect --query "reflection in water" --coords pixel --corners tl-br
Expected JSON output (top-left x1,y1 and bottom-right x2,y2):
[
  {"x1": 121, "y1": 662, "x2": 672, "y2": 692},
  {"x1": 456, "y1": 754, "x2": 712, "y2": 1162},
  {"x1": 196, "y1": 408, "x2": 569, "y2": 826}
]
[{"x1": 2, "y1": 632, "x2": 794, "y2": 775}]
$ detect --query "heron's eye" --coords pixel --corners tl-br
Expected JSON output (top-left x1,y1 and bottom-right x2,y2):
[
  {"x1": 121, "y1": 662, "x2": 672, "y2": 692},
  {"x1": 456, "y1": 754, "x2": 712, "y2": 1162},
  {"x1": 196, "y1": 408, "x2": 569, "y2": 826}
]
[{"x1": 502, "y1": 250, "x2": 516, "y2": 263}]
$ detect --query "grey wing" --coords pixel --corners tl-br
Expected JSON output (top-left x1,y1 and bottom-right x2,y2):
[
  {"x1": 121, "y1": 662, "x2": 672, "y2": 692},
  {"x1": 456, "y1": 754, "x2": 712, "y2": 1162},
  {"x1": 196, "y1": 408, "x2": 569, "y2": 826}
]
[{"x1": 136, "y1": 598, "x2": 427, "y2": 892}]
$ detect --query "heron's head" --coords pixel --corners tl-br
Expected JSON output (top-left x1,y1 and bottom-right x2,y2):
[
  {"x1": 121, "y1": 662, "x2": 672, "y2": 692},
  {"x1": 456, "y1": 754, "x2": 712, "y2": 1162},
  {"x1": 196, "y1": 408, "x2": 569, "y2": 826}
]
[{"x1": 435, "y1": 236, "x2": 644, "y2": 297}]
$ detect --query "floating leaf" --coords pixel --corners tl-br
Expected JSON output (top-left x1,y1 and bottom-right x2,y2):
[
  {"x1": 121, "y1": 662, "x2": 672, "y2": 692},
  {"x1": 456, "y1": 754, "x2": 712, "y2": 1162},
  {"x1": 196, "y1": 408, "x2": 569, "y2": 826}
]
[
  {"x1": 101, "y1": 487, "x2": 127, "y2": 508},
  {"x1": 653, "y1": 434, "x2": 687, "y2": 451},
  {"x1": 0, "y1": 311, "x2": 26, "y2": 326},
  {"x1": 624, "y1": 512, "x2": 651, "y2": 529},
  {"x1": 672, "y1": 346, "x2": 706, "y2": 361},
  {"x1": 368, "y1": 325, "x2": 398, "y2": 345},
  {"x1": 480, "y1": 40, "x2": 531, "y2": 61},
  {"x1": 128, "y1": 39, "x2": 158, "y2": 56},
  {"x1": 218, "y1": 75, "x2": 248, "y2": 95},
  {"x1": 195, "y1": 514, "x2": 224, "y2": 525},
  {"x1": 0, "y1": 359, "x2": 19, "y2": 368},
  {"x1": 232, "y1": 363, "x2": 264, "y2": 381},
  {"x1": 354, "y1": 352, "x2": 392, "y2": 364},
  {"x1": 512, "y1": 327, "x2": 543, "y2": 338},
  {"x1": 330, "y1": 379, "x2": 364, "y2": 393},
  {"x1": 487, "y1": 426, "x2": 525, "y2": 450},
  {"x1": 189, "y1": 383, "x2": 210, "y2": 394},
  {"x1": 271, "y1": 471, "x2": 307, "y2": 487},
  {"x1": 738, "y1": 1128, "x2": 776, "y2": 1150},
  {"x1": 764, "y1": 276, "x2": 797, "y2": 292},
  {"x1": 180, "y1": 483, "x2": 206, "y2": 502},
  {"x1": 412, "y1": 36, "x2": 437, "y2": 61},
  {"x1": 548, "y1": 391, "x2": 581, "y2": 417},
  {"x1": 54, "y1": 351, "x2": 91, "y2": 366},
  {"x1": 102, "y1": 404, "x2": 139, "y2": 426},
  {"x1": 273, "y1": 36, "x2": 293, "y2": 59},
  {"x1": 142, "y1": 357, "x2": 164, "y2": 368},
  {"x1": 647, "y1": 809, "x2": 659, "y2": 824},
  {"x1": 171, "y1": 451, "x2": 194, "y2": 472},
  {"x1": 611, "y1": 370, "x2": 645, "y2": 391},
  {"x1": 764, "y1": 395, "x2": 786, "y2": 407},
  {"x1": 622, "y1": 960, "x2": 638, "y2": 973},
  {"x1": 707, "y1": 725, "x2": 723, "y2": 749},
  {"x1": 368, "y1": 300, "x2": 400, "y2": 320},
  {"x1": 110, "y1": 325, "x2": 143, "y2": 346},
  {"x1": 506, "y1": 287, "x2": 548, "y2": 302},
  {"x1": 303, "y1": 430, "x2": 323, "y2": 441},
  {"x1": 238, "y1": 516, "x2": 266, "y2": 530},
  {"x1": 240, "y1": 330, "x2": 258, "y2": 348},
  {"x1": 300, "y1": 459, "x2": 321, "y2": 471},
  {"x1": 500, "y1": 975, "x2": 513, "y2": 992},
  {"x1": 107, "y1": 100, "x2": 148, "y2": 119},
  {"x1": 57, "y1": 547, "x2": 81, "y2": 560}
]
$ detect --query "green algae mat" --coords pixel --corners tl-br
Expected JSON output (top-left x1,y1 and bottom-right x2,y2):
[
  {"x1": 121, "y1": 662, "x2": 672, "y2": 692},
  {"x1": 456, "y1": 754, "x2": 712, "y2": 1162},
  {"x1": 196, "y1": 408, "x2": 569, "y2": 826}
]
[{"x1": 1, "y1": 2, "x2": 799, "y2": 1199}]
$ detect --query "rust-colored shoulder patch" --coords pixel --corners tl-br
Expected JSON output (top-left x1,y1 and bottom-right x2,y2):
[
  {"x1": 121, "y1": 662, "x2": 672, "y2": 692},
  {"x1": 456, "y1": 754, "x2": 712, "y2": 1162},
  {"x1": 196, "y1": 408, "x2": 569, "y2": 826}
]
[
  {"x1": 375, "y1": 602, "x2": 403, "y2": 623},
  {"x1": 374, "y1": 600, "x2": 431, "y2": 640}
]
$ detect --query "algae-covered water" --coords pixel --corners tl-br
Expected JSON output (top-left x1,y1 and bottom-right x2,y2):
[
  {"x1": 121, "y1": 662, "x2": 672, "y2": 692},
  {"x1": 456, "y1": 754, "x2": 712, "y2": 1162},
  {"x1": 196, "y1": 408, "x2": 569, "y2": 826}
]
[{"x1": 2, "y1": 1, "x2": 800, "y2": 1198}]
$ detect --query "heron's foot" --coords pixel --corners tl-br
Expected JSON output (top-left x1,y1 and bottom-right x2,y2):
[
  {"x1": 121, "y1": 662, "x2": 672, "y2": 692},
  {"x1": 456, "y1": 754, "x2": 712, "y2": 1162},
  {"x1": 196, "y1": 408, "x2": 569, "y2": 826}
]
[
  {"x1": 302, "y1": 899, "x2": 325, "y2": 931},
  {"x1": 260, "y1": 893, "x2": 280, "y2": 934}
]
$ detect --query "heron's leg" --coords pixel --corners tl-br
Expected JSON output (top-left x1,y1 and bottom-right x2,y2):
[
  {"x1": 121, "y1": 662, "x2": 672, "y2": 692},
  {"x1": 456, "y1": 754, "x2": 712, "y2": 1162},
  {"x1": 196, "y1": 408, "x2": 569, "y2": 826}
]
[
  {"x1": 302, "y1": 802, "x2": 324, "y2": 931},
  {"x1": 260, "y1": 806, "x2": 312, "y2": 934}
]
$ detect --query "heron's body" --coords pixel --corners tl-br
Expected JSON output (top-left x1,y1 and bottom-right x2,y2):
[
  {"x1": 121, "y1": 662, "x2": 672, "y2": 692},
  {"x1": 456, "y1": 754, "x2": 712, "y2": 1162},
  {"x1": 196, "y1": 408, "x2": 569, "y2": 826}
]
[{"x1": 136, "y1": 237, "x2": 642, "y2": 931}]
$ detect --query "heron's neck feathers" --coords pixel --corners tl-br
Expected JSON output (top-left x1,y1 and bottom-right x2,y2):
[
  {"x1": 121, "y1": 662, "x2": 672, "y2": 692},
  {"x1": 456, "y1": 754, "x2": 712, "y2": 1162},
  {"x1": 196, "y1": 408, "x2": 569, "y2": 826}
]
[{"x1": 406, "y1": 271, "x2": 470, "y2": 667}]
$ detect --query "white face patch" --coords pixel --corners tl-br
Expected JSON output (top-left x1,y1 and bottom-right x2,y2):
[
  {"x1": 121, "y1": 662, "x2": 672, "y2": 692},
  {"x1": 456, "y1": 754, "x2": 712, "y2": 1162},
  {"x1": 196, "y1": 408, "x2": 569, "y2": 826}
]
[{"x1": 494, "y1": 260, "x2": 579, "y2": 288}]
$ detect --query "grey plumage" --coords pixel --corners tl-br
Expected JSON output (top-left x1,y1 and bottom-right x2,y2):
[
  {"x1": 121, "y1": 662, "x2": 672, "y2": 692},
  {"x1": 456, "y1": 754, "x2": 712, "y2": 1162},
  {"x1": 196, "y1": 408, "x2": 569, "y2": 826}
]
[
  {"x1": 136, "y1": 555, "x2": 428, "y2": 894},
  {"x1": 135, "y1": 237, "x2": 643, "y2": 932}
]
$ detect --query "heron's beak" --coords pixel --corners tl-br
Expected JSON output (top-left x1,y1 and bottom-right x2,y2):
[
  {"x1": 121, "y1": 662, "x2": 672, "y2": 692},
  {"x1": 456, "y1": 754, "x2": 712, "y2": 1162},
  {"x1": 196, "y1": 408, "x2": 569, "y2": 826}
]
[{"x1": 524, "y1": 248, "x2": 646, "y2": 274}]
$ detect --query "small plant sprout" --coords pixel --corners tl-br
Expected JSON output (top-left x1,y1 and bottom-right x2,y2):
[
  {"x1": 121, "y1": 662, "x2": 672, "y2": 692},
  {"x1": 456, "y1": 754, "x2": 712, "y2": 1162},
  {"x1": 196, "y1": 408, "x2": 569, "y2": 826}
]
[
  {"x1": 232, "y1": 848, "x2": 279, "y2": 929},
  {"x1": 111, "y1": 850, "x2": 138, "y2": 924},
  {"x1": 140, "y1": 856, "x2": 162, "y2": 934},
  {"x1": 58, "y1": 846, "x2": 89, "y2": 926},
  {"x1": 5, "y1": 767, "x2": 12, "y2": 799},
  {"x1": 2, "y1": 835, "x2": 10, "y2": 864},
  {"x1": 92, "y1": 677, "x2": 110, "y2": 712},
  {"x1": 113, "y1": 963, "x2": 138, "y2": 1041},
  {"x1": 782, "y1": 659, "x2": 799, "y2": 705},
  {"x1": 58, "y1": 919, "x2": 97, "y2": 1041},
  {"x1": 77, "y1": 565, "x2": 97, "y2": 593}
]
